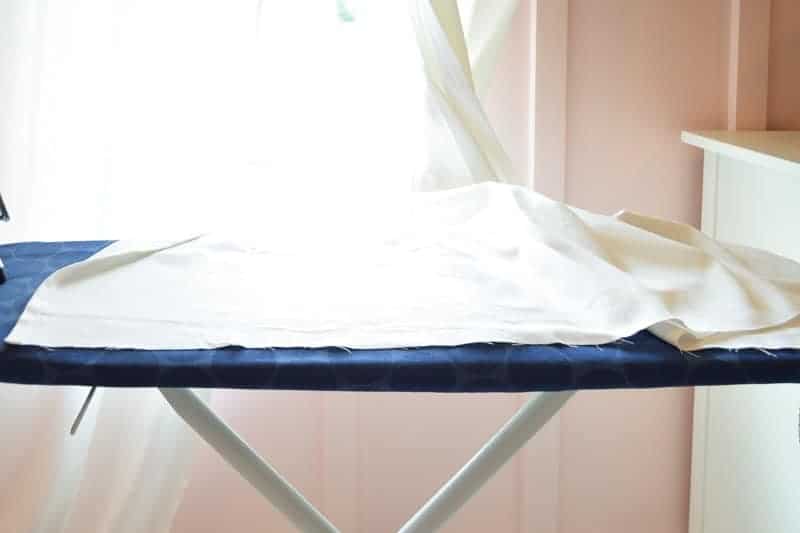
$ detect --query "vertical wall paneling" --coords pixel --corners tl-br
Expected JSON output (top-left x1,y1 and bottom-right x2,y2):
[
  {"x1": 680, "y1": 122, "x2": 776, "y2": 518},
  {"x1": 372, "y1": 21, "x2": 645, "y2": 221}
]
[
  {"x1": 726, "y1": 0, "x2": 772, "y2": 130},
  {"x1": 525, "y1": 2, "x2": 571, "y2": 530},
  {"x1": 531, "y1": 0, "x2": 569, "y2": 201}
]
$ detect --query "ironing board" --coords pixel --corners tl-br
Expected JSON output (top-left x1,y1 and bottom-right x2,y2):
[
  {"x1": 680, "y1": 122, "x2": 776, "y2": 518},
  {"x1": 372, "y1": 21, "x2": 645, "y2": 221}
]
[{"x1": 3, "y1": 241, "x2": 800, "y2": 532}]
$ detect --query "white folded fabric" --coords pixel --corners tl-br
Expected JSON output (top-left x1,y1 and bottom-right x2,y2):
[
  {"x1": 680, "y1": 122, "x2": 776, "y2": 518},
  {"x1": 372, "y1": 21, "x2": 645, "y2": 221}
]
[{"x1": 8, "y1": 182, "x2": 800, "y2": 351}]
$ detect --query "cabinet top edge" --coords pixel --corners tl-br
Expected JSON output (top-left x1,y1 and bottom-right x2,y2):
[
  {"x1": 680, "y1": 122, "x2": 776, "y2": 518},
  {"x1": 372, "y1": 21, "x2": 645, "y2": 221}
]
[{"x1": 682, "y1": 130, "x2": 800, "y2": 175}]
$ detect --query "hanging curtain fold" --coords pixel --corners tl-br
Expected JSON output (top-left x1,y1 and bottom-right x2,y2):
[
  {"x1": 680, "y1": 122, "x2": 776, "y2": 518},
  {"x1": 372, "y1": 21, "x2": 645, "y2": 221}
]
[{"x1": 410, "y1": 0, "x2": 519, "y2": 190}]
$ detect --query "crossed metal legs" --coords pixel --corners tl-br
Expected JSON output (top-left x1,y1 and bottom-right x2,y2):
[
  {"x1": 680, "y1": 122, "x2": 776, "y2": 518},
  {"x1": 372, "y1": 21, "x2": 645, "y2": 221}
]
[{"x1": 160, "y1": 388, "x2": 575, "y2": 533}]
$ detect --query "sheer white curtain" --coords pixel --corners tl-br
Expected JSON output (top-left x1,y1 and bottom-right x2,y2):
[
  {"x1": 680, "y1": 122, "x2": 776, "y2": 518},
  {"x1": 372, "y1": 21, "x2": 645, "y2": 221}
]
[
  {"x1": 411, "y1": 0, "x2": 519, "y2": 190},
  {"x1": 0, "y1": 1, "x2": 525, "y2": 531}
]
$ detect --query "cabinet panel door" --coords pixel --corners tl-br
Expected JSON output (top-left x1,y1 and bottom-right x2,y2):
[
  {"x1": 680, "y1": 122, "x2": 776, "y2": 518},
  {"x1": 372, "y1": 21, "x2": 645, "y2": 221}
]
[
  {"x1": 699, "y1": 155, "x2": 800, "y2": 533},
  {"x1": 715, "y1": 156, "x2": 800, "y2": 259}
]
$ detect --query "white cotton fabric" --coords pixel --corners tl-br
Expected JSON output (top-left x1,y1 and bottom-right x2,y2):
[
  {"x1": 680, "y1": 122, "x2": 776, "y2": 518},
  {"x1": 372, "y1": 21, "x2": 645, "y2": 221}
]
[{"x1": 8, "y1": 182, "x2": 800, "y2": 352}]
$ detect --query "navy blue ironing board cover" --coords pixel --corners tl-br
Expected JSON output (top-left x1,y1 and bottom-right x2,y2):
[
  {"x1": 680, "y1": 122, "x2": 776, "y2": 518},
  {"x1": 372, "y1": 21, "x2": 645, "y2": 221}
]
[{"x1": 1, "y1": 241, "x2": 799, "y2": 392}]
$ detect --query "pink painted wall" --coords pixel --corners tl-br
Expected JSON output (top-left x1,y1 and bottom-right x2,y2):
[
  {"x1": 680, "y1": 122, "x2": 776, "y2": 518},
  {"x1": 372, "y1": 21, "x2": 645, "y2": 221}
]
[
  {"x1": 768, "y1": 0, "x2": 800, "y2": 130},
  {"x1": 565, "y1": 0, "x2": 729, "y2": 222},
  {"x1": 561, "y1": 1, "x2": 729, "y2": 533}
]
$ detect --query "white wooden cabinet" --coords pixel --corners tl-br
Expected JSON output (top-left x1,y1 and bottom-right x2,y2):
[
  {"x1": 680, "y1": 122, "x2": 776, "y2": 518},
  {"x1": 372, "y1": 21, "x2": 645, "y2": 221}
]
[{"x1": 682, "y1": 130, "x2": 800, "y2": 533}]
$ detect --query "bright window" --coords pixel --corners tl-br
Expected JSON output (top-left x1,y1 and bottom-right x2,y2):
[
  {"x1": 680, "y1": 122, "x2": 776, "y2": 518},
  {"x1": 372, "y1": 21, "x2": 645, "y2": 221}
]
[{"x1": 5, "y1": 1, "x2": 427, "y2": 239}]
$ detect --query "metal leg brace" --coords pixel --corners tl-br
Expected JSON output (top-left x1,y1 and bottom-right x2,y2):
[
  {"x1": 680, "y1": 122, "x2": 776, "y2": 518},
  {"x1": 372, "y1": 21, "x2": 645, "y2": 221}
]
[
  {"x1": 160, "y1": 388, "x2": 339, "y2": 533},
  {"x1": 160, "y1": 388, "x2": 575, "y2": 533}
]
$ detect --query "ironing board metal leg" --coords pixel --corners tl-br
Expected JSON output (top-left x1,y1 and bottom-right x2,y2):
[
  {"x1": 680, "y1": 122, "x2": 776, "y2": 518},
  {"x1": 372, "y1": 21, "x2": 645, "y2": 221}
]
[
  {"x1": 398, "y1": 390, "x2": 575, "y2": 533},
  {"x1": 161, "y1": 387, "x2": 572, "y2": 533},
  {"x1": 160, "y1": 388, "x2": 339, "y2": 533}
]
